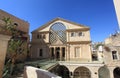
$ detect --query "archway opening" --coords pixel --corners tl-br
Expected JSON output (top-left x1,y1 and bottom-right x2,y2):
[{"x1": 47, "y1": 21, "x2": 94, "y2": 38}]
[
  {"x1": 98, "y1": 66, "x2": 110, "y2": 78},
  {"x1": 55, "y1": 65, "x2": 70, "y2": 78},
  {"x1": 114, "y1": 67, "x2": 120, "y2": 78},
  {"x1": 74, "y1": 67, "x2": 91, "y2": 78}
]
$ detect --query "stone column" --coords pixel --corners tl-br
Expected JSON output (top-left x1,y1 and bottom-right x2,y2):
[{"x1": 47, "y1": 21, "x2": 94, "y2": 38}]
[
  {"x1": 49, "y1": 47, "x2": 52, "y2": 59},
  {"x1": 65, "y1": 46, "x2": 67, "y2": 61},
  {"x1": 108, "y1": 67, "x2": 114, "y2": 78},
  {"x1": 0, "y1": 34, "x2": 11, "y2": 78}
]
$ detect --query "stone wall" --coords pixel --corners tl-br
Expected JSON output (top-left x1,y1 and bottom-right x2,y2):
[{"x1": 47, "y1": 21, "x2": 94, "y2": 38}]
[{"x1": 0, "y1": 34, "x2": 11, "y2": 78}]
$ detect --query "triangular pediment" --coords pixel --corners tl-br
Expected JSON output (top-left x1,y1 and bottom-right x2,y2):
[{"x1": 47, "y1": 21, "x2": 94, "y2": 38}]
[
  {"x1": 32, "y1": 17, "x2": 90, "y2": 33},
  {"x1": 52, "y1": 38, "x2": 63, "y2": 45}
]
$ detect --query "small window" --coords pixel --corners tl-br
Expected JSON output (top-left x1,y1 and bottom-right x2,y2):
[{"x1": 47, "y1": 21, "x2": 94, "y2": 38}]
[
  {"x1": 43, "y1": 34, "x2": 46, "y2": 39},
  {"x1": 37, "y1": 34, "x2": 39, "y2": 39},
  {"x1": 78, "y1": 32, "x2": 83, "y2": 36},
  {"x1": 71, "y1": 32, "x2": 75, "y2": 37},
  {"x1": 39, "y1": 49, "x2": 43, "y2": 57},
  {"x1": 14, "y1": 23, "x2": 18, "y2": 26},
  {"x1": 112, "y1": 51, "x2": 118, "y2": 60},
  {"x1": 75, "y1": 47, "x2": 80, "y2": 57}
]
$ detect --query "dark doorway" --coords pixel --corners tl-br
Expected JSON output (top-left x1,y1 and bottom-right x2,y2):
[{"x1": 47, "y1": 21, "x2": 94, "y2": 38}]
[
  {"x1": 56, "y1": 47, "x2": 60, "y2": 60},
  {"x1": 62, "y1": 47, "x2": 65, "y2": 61},
  {"x1": 114, "y1": 67, "x2": 120, "y2": 78}
]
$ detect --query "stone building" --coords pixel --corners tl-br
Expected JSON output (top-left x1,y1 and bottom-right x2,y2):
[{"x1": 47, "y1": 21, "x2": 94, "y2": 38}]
[
  {"x1": 31, "y1": 18, "x2": 120, "y2": 78},
  {"x1": 0, "y1": 9, "x2": 30, "y2": 61},
  {"x1": 31, "y1": 18, "x2": 91, "y2": 62},
  {"x1": 0, "y1": 9, "x2": 29, "y2": 77}
]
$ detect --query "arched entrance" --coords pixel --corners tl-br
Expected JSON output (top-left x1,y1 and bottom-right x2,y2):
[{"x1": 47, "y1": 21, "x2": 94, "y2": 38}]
[
  {"x1": 98, "y1": 66, "x2": 110, "y2": 78},
  {"x1": 55, "y1": 65, "x2": 70, "y2": 78},
  {"x1": 113, "y1": 67, "x2": 120, "y2": 78},
  {"x1": 74, "y1": 67, "x2": 91, "y2": 78}
]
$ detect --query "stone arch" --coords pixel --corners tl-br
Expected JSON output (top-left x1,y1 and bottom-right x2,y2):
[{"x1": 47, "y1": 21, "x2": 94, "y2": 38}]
[
  {"x1": 55, "y1": 65, "x2": 70, "y2": 78},
  {"x1": 113, "y1": 67, "x2": 120, "y2": 78},
  {"x1": 49, "y1": 22, "x2": 66, "y2": 44},
  {"x1": 73, "y1": 66, "x2": 91, "y2": 78},
  {"x1": 98, "y1": 66, "x2": 110, "y2": 78}
]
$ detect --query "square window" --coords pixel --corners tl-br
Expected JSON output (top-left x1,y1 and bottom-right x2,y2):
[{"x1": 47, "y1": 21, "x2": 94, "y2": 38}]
[
  {"x1": 71, "y1": 32, "x2": 76, "y2": 37},
  {"x1": 78, "y1": 32, "x2": 83, "y2": 36},
  {"x1": 112, "y1": 51, "x2": 118, "y2": 60}
]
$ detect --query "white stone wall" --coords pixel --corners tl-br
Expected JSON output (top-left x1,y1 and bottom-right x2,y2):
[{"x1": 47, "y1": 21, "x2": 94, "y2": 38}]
[
  {"x1": 24, "y1": 66, "x2": 61, "y2": 78},
  {"x1": 0, "y1": 34, "x2": 11, "y2": 78}
]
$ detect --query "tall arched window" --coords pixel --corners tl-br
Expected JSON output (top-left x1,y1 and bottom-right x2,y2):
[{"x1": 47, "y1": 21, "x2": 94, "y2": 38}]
[{"x1": 49, "y1": 22, "x2": 66, "y2": 44}]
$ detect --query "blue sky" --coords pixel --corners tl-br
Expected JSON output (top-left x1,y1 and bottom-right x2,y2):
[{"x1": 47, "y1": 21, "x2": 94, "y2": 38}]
[{"x1": 0, "y1": 0, "x2": 119, "y2": 42}]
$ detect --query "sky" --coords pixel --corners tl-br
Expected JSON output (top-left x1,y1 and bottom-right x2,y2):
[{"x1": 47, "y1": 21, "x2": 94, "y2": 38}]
[{"x1": 0, "y1": 0, "x2": 119, "y2": 42}]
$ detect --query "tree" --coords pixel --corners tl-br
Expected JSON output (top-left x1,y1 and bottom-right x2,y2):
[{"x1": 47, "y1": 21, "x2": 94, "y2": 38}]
[{"x1": 1, "y1": 17, "x2": 27, "y2": 78}]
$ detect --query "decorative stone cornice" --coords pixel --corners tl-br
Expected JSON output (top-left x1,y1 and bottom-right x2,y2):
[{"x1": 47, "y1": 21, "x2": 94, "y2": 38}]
[
  {"x1": 67, "y1": 41, "x2": 91, "y2": 44},
  {"x1": 32, "y1": 31, "x2": 50, "y2": 34},
  {"x1": 32, "y1": 17, "x2": 90, "y2": 33},
  {"x1": 66, "y1": 28, "x2": 90, "y2": 32},
  {"x1": 0, "y1": 34, "x2": 11, "y2": 41}
]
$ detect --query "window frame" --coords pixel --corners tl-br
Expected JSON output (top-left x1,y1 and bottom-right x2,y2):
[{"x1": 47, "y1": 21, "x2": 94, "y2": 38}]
[
  {"x1": 71, "y1": 32, "x2": 76, "y2": 37},
  {"x1": 74, "y1": 47, "x2": 81, "y2": 58},
  {"x1": 112, "y1": 51, "x2": 119, "y2": 60},
  {"x1": 39, "y1": 48, "x2": 43, "y2": 57}
]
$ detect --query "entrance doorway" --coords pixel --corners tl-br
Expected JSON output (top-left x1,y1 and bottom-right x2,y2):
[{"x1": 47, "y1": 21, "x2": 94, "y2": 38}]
[
  {"x1": 113, "y1": 67, "x2": 120, "y2": 78},
  {"x1": 56, "y1": 47, "x2": 60, "y2": 60},
  {"x1": 98, "y1": 66, "x2": 110, "y2": 78}
]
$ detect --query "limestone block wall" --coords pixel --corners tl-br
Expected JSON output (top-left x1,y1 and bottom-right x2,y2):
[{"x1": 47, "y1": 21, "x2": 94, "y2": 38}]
[
  {"x1": 68, "y1": 30, "x2": 91, "y2": 42},
  {"x1": 24, "y1": 66, "x2": 61, "y2": 78},
  {"x1": 69, "y1": 44, "x2": 92, "y2": 62},
  {"x1": 0, "y1": 34, "x2": 11, "y2": 78},
  {"x1": 30, "y1": 44, "x2": 49, "y2": 59},
  {"x1": 0, "y1": 9, "x2": 29, "y2": 33}
]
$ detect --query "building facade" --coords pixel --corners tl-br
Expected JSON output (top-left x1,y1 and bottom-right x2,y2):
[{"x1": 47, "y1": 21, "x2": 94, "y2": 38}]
[
  {"x1": 31, "y1": 18, "x2": 120, "y2": 78},
  {"x1": 31, "y1": 18, "x2": 91, "y2": 62}
]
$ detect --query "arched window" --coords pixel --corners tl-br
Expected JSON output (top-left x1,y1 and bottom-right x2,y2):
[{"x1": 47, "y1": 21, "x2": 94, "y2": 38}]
[
  {"x1": 74, "y1": 67, "x2": 91, "y2": 78},
  {"x1": 49, "y1": 22, "x2": 66, "y2": 44}
]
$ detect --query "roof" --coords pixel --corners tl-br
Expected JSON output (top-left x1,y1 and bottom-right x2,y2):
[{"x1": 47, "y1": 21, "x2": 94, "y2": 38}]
[{"x1": 32, "y1": 17, "x2": 90, "y2": 33}]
